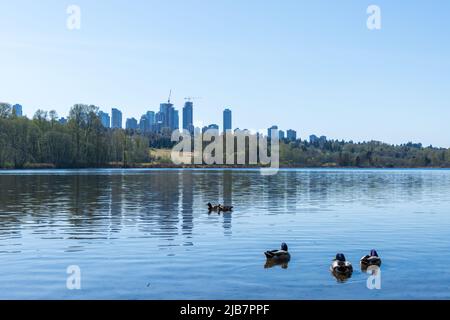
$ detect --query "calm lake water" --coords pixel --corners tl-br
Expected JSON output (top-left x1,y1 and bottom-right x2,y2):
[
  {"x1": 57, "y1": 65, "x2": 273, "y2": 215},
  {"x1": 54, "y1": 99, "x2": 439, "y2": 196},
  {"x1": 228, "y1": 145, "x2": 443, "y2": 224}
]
[{"x1": 0, "y1": 169, "x2": 449, "y2": 299}]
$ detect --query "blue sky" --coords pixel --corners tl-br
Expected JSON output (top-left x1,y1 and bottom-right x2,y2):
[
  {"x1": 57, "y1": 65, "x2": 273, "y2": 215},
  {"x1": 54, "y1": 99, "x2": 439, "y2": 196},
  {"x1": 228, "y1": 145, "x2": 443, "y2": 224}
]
[{"x1": 1, "y1": 0, "x2": 449, "y2": 146}]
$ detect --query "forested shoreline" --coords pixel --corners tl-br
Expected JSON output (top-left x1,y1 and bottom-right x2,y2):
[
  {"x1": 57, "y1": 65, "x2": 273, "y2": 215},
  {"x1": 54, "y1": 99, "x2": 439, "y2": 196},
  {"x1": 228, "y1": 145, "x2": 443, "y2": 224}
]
[
  {"x1": 279, "y1": 139, "x2": 450, "y2": 168},
  {"x1": 0, "y1": 103, "x2": 150, "y2": 168},
  {"x1": 1, "y1": 102, "x2": 450, "y2": 169}
]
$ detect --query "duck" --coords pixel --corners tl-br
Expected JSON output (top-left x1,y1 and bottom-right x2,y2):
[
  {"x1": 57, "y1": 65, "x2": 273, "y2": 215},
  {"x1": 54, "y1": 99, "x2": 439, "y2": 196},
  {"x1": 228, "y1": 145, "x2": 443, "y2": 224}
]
[
  {"x1": 219, "y1": 205, "x2": 234, "y2": 212},
  {"x1": 264, "y1": 243, "x2": 291, "y2": 262},
  {"x1": 330, "y1": 253, "x2": 353, "y2": 280},
  {"x1": 360, "y1": 249, "x2": 382, "y2": 268},
  {"x1": 207, "y1": 203, "x2": 221, "y2": 211}
]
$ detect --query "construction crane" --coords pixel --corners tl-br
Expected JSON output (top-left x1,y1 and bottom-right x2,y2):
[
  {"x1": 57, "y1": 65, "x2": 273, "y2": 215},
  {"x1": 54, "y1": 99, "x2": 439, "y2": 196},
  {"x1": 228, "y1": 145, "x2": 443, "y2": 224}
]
[{"x1": 167, "y1": 89, "x2": 172, "y2": 104}]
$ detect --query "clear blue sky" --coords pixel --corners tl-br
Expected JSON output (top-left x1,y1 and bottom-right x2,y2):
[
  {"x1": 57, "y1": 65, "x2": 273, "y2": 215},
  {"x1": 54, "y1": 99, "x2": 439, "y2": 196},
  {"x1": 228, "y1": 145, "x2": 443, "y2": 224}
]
[{"x1": 1, "y1": 0, "x2": 449, "y2": 146}]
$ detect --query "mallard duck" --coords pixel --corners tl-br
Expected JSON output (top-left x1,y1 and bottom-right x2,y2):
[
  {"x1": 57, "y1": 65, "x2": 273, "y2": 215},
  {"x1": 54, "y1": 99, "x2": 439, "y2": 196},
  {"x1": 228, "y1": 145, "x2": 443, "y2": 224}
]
[
  {"x1": 330, "y1": 253, "x2": 353, "y2": 280},
  {"x1": 207, "y1": 203, "x2": 220, "y2": 211},
  {"x1": 360, "y1": 249, "x2": 382, "y2": 267},
  {"x1": 219, "y1": 205, "x2": 233, "y2": 212},
  {"x1": 264, "y1": 243, "x2": 291, "y2": 262}
]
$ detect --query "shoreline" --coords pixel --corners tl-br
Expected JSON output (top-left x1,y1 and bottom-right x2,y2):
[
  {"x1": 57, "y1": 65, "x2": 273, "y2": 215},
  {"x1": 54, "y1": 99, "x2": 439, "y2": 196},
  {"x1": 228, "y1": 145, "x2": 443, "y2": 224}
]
[{"x1": 1, "y1": 163, "x2": 450, "y2": 170}]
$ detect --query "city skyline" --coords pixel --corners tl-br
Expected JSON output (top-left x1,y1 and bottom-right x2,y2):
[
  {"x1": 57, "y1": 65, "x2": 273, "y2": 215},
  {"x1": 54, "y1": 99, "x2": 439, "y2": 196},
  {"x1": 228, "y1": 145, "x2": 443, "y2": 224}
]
[
  {"x1": 1, "y1": 100, "x2": 304, "y2": 143},
  {"x1": 1, "y1": 1, "x2": 450, "y2": 146}
]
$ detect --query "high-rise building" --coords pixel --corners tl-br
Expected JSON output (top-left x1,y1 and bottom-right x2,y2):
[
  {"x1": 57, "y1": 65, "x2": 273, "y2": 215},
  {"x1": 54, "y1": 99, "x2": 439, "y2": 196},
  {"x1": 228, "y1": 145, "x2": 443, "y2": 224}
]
[
  {"x1": 159, "y1": 103, "x2": 171, "y2": 129},
  {"x1": 126, "y1": 118, "x2": 138, "y2": 130},
  {"x1": 138, "y1": 111, "x2": 156, "y2": 133},
  {"x1": 310, "y1": 134, "x2": 319, "y2": 143},
  {"x1": 146, "y1": 111, "x2": 155, "y2": 131},
  {"x1": 159, "y1": 103, "x2": 174, "y2": 130},
  {"x1": 183, "y1": 101, "x2": 194, "y2": 134},
  {"x1": 203, "y1": 124, "x2": 219, "y2": 134},
  {"x1": 154, "y1": 111, "x2": 163, "y2": 133},
  {"x1": 98, "y1": 111, "x2": 110, "y2": 128},
  {"x1": 223, "y1": 108, "x2": 232, "y2": 133},
  {"x1": 12, "y1": 104, "x2": 23, "y2": 117},
  {"x1": 139, "y1": 115, "x2": 149, "y2": 132},
  {"x1": 111, "y1": 108, "x2": 122, "y2": 129},
  {"x1": 268, "y1": 125, "x2": 278, "y2": 140},
  {"x1": 173, "y1": 110, "x2": 179, "y2": 130},
  {"x1": 279, "y1": 130, "x2": 285, "y2": 140},
  {"x1": 159, "y1": 102, "x2": 179, "y2": 132},
  {"x1": 287, "y1": 129, "x2": 297, "y2": 141}
]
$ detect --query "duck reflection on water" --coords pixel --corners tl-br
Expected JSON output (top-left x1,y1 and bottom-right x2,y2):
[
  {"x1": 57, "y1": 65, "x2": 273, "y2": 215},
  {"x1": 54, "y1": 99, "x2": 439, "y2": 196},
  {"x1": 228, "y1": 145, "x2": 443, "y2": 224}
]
[{"x1": 264, "y1": 259, "x2": 290, "y2": 269}]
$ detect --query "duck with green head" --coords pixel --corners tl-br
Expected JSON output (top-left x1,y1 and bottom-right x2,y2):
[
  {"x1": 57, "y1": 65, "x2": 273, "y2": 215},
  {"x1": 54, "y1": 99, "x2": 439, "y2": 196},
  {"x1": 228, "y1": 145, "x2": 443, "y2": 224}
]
[
  {"x1": 264, "y1": 243, "x2": 291, "y2": 262},
  {"x1": 330, "y1": 253, "x2": 353, "y2": 282},
  {"x1": 360, "y1": 249, "x2": 382, "y2": 271}
]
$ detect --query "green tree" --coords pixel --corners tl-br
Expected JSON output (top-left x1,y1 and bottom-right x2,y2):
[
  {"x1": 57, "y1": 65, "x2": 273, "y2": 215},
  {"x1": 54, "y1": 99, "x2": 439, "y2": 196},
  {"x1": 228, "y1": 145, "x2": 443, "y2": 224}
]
[{"x1": 0, "y1": 103, "x2": 12, "y2": 118}]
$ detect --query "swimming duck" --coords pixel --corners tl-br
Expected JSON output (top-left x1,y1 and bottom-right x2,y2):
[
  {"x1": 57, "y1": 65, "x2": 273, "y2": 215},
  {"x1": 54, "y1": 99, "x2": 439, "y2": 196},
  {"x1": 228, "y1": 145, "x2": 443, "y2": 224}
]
[
  {"x1": 330, "y1": 253, "x2": 353, "y2": 280},
  {"x1": 360, "y1": 249, "x2": 382, "y2": 268},
  {"x1": 219, "y1": 205, "x2": 233, "y2": 212},
  {"x1": 264, "y1": 243, "x2": 291, "y2": 262},
  {"x1": 207, "y1": 203, "x2": 220, "y2": 211}
]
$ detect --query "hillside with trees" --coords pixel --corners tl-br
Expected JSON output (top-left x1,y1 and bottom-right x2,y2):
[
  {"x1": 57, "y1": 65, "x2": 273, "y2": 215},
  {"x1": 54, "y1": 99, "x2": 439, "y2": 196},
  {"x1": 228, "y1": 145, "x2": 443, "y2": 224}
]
[{"x1": 279, "y1": 139, "x2": 450, "y2": 168}]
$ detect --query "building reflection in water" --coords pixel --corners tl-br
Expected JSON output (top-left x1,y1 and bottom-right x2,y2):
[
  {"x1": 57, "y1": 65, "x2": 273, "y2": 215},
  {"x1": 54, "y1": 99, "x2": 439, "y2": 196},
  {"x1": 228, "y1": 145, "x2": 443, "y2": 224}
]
[
  {"x1": 222, "y1": 170, "x2": 233, "y2": 236},
  {"x1": 0, "y1": 169, "x2": 436, "y2": 255},
  {"x1": 180, "y1": 171, "x2": 194, "y2": 245}
]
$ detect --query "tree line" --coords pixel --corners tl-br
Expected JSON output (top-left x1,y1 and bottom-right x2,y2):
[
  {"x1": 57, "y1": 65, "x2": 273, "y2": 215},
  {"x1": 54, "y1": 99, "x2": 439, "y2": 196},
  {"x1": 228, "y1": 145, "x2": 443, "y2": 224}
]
[
  {"x1": 0, "y1": 103, "x2": 150, "y2": 168},
  {"x1": 279, "y1": 138, "x2": 450, "y2": 168}
]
